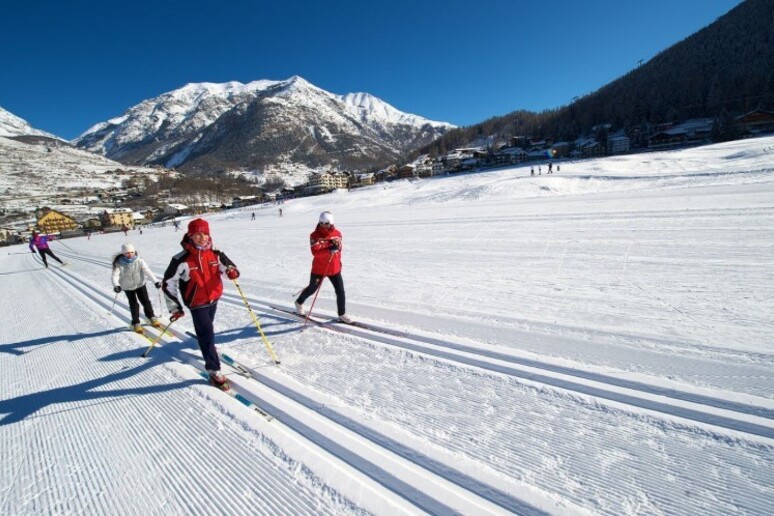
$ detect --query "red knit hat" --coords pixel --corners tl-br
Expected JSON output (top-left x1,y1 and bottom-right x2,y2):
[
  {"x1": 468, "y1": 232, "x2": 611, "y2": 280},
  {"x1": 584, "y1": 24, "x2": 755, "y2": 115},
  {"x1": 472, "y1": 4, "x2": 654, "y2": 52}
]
[{"x1": 187, "y1": 218, "x2": 210, "y2": 236}]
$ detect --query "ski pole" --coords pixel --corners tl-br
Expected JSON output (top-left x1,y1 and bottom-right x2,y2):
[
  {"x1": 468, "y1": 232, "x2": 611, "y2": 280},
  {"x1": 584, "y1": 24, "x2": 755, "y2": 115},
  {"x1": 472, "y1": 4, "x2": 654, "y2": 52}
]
[
  {"x1": 304, "y1": 254, "x2": 334, "y2": 327},
  {"x1": 141, "y1": 319, "x2": 176, "y2": 357},
  {"x1": 108, "y1": 292, "x2": 118, "y2": 315},
  {"x1": 231, "y1": 279, "x2": 280, "y2": 365},
  {"x1": 7, "y1": 251, "x2": 31, "y2": 255}
]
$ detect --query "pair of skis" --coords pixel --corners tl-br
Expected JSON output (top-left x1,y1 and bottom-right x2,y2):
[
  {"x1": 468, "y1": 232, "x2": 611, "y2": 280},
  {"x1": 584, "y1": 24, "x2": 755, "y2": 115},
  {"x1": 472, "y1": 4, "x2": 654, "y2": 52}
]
[{"x1": 130, "y1": 320, "x2": 274, "y2": 420}]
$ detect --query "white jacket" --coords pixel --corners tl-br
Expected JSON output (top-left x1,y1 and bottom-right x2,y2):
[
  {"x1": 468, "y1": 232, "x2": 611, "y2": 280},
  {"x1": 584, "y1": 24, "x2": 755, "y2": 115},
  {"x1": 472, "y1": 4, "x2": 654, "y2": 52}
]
[{"x1": 112, "y1": 256, "x2": 158, "y2": 291}]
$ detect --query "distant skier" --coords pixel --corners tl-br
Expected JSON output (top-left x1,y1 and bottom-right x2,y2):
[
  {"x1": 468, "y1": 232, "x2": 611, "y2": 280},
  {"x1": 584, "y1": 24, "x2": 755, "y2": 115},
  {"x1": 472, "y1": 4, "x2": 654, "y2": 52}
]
[
  {"x1": 29, "y1": 230, "x2": 64, "y2": 268},
  {"x1": 294, "y1": 211, "x2": 350, "y2": 323},
  {"x1": 548, "y1": 162, "x2": 553, "y2": 174},
  {"x1": 161, "y1": 218, "x2": 240, "y2": 390},
  {"x1": 530, "y1": 166, "x2": 534, "y2": 176},
  {"x1": 279, "y1": 208, "x2": 283, "y2": 217},
  {"x1": 112, "y1": 243, "x2": 162, "y2": 333},
  {"x1": 251, "y1": 212, "x2": 256, "y2": 220}
]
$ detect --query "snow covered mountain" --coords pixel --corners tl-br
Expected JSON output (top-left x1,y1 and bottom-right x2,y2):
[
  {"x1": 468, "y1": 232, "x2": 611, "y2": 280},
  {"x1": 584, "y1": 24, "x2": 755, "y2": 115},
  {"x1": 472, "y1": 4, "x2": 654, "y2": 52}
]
[
  {"x1": 0, "y1": 105, "x2": 60, "y2": 139},
  {"x1": 73, "y1": 76, "x2": 455, "y2": 176}
]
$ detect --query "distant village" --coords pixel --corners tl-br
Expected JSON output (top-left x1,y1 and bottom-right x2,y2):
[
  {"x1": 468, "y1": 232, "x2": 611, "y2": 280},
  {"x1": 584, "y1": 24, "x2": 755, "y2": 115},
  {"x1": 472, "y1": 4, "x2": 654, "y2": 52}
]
[{"x1": 2, "y1": 110, "x2": 773, "y2": 247}]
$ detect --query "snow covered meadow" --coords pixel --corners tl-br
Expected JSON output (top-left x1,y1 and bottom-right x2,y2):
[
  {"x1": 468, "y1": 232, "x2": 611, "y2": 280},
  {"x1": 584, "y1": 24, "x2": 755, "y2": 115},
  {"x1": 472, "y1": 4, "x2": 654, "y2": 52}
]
[{"x1": 1, "y1": 137, "x2": 773, "y2": 514}]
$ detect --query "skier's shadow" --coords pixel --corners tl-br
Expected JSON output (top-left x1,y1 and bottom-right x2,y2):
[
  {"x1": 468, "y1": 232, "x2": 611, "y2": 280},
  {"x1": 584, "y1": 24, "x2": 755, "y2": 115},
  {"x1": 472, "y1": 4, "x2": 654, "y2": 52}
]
[
  {"x1": 220, "y1": 324, "x2": 300, "y2": 344},
  {"x1": 0, "y1": 328, "x2": 126, "y2": 357},
  {"x1": 0, "y1": 348, "x2": 197, "y2": 426},
  {"x1": 197, "y1": 316, "x2": 300, "y2": 346}
]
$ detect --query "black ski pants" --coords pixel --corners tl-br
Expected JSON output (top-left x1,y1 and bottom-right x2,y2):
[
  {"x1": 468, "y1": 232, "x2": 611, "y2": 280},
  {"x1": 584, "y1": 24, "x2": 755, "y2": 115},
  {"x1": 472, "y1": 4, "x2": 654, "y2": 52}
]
[
  {"x1": 191, "y1": 302, "x2": 220, "y2": 372},
  {"x1": 37, "y1": 248, "x2": 63, "y2": 267},
  {"x1": 296, "y1": 272, "x2": 346, "y2": 316},
  {"x1": 125, "y1": 285, "x2": 156, "y2": 325}
]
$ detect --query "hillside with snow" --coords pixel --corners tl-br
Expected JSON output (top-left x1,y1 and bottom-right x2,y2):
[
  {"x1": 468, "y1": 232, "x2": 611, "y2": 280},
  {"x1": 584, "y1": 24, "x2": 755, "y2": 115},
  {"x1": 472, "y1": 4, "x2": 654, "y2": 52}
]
[
  {"x1": 0, "y1": 135, "x2": 160, "y2": 212},
  {"x1": 1, "y1": 137, "x2": 773, "y2": 514},
  {"x1": 0, "y1": 105, "x2": 60, "y2": 139},
  {"x1": 73, "y1": 76, "x2": 455, "y2": 179}
]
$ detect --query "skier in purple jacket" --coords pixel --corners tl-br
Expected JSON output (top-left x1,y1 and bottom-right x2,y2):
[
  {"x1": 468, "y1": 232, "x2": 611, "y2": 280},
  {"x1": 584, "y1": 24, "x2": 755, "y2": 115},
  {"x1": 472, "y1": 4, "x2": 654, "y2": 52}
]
[{"x1": 29, "y1": 230, "x2": 64, "y2": 268}]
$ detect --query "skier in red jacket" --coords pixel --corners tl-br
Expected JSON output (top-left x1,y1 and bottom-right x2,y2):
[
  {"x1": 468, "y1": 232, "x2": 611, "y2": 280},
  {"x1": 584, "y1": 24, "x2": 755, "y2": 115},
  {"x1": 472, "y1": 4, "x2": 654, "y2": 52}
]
[
  {"x1": 295, "y1": 211, "x2": 350, "y2": 322},
  {"x1": 162, "y1": 218, "x2": 239, "y2": 388}
]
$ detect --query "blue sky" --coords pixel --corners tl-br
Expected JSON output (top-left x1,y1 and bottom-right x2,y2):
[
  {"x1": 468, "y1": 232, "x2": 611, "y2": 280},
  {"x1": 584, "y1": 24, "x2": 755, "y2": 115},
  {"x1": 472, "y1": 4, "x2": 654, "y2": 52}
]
[{"x1": 1, "y1": 0, "x2": 741, "y2": 140}]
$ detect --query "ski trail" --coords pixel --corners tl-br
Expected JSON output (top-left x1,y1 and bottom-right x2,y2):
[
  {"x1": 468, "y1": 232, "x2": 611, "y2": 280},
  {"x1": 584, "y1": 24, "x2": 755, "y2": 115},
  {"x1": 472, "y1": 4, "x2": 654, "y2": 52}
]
[{"x1": 0, "y1": 262, "x2": 370, "y2": 514}]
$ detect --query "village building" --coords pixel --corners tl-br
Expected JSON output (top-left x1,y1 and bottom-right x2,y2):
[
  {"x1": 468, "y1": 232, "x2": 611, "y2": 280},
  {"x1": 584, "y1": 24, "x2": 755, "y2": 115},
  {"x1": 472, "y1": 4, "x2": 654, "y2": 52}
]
[
  {"x1": 100, "y1": 207, "x2": 134, "y2": 229},
  {"x1": 735, "y1": 110, "x2": 774, "y2": 136},
  {"x1": 648, "y1": 118, "x2": 713, "y2": 150},
  {"x1": 305, "y1": 171, "x2": 350, "y2": 194},
  {"x1": 163, "y1": 204, "x2": 189, "y2": 217},
  {"x1": 36, "y1": 209, "x2": 78, "y2": 234},
  {"x1": 607, "y1": 132, "x2": 631, "y2": 155}
]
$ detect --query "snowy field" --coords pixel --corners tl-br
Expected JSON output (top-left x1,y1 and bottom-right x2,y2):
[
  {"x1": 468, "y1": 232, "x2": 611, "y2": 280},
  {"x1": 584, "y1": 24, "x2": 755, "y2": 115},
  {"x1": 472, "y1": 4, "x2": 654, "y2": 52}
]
[{"x1": 1, "y1": 137, "x2": 773, "y2": 515}]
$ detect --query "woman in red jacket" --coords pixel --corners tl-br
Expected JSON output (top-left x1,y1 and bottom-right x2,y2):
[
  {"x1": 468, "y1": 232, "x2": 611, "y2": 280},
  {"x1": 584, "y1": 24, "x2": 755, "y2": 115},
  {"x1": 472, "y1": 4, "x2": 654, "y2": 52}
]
[
  {"x1": 295, "y1": 211, "x2": 350, "y2": 323},
  {"x1": 162, "y1": 218, "x2": 239, "y2": 388}
]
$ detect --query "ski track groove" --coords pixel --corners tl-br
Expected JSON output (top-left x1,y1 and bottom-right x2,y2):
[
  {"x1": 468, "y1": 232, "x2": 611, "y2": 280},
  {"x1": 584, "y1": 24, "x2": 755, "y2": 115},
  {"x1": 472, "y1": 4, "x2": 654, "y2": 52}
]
[
  {"x1": 1, "y1": 263, "x2": 364, "y2": 515},
  {"x1": 37, "y1": 247, "x2": 774, "y2": 514},
  {"x1": 260, "y1": 314, "x2": 774, "y2": 514}
]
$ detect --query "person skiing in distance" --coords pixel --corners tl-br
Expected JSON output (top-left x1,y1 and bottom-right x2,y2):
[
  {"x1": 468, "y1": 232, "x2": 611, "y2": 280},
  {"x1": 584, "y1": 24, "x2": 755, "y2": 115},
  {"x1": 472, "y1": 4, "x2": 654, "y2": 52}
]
[
  {"x1": 112, "y1": 243, "x2": 162, "y2": 333},
  {"x1": 161, "y1": 218, "x2": 240, "y2": 389},
  {"x1": 294, "y1": 211, "x2": 350, "y2": 323},
  {"x1": 29, "y1": 230, "x2": 64, "y2": 268}
]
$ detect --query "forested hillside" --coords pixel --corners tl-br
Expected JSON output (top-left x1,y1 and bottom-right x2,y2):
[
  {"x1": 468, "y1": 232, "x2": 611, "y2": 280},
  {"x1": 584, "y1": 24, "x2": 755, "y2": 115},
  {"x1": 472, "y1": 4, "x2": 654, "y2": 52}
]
[{"x1": 419, "y1": 0, "x2": 773, "y2": 156}]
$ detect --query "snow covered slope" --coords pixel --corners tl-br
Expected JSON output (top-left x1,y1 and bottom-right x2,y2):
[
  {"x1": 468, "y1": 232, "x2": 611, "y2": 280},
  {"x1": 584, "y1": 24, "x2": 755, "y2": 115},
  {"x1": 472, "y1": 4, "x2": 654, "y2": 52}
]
[
  {"x1": 1, "y1": 136, "x2": 773, "y2": 514},
  {"x1": 0, "y1": 105, "x2": 60, "y2": 139},
  {"x1": 0, "y1": 136, "x2": 159, "y2": 211}
]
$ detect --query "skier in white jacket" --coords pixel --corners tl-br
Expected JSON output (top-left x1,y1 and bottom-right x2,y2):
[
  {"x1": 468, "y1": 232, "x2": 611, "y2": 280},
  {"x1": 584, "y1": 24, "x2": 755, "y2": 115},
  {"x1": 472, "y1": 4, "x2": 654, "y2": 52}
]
[{"x1": 112, "y1": 243, "x2": 162, "y2": 333}]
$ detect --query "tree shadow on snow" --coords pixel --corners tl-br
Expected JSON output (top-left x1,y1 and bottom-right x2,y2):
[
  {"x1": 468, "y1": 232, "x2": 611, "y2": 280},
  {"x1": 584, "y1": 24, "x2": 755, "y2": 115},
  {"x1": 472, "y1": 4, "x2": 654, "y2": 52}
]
[
  {"x1": 0, "y1": 347, "x2": 197, "y2": 426},
  {"x1": 0, "y1": 328, "x2": 127, "y2": 357}
]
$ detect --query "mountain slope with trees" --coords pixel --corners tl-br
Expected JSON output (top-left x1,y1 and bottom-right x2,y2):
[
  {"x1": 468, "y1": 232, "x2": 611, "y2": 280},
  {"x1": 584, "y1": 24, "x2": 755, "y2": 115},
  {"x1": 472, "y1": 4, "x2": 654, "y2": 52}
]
[{"x1": 419, "y1": 0, "x2": 774, "y2": 156}]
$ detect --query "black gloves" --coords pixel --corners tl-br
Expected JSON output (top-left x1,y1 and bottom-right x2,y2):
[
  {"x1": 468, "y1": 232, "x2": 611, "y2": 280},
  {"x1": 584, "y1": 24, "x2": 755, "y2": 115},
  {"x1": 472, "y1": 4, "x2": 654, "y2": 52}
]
[
  {"x1": 114, "y1": 286, "x2": 121, "y2": 293},
  {"x1": 155, "y1": 281, "x2": 162, "y2": 289}
]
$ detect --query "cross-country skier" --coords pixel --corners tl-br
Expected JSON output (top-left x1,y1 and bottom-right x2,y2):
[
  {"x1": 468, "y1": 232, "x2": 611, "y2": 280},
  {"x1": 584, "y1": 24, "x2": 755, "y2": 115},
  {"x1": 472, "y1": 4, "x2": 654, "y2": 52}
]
[
  {"x1": 294, "y1": 211, "x2": 351, "y2": 323},
  {"x1": 29, "y1": 230, "x2": 64, "y2": 268},
  {"x1": 161, "y1": 218, "x2": 240, "y2": 389},
  {"x1": 112, "y1": 243, "x2": 162, "y2": 333}
]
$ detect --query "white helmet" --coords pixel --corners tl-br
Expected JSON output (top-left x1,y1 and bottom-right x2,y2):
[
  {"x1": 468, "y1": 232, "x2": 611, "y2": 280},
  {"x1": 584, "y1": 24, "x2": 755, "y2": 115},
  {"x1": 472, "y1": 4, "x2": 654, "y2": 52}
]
[
  {"x1": 319, "y1": 211, "x2": 334, "y2": 224},
  {"x1": 121, "y1": 243, "x2": 136, "y2": 254}
]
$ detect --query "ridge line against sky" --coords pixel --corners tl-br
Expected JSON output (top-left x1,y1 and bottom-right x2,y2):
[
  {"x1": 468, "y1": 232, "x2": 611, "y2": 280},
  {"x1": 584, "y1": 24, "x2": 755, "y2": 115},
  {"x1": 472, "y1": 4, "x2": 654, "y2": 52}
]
[{"x1": 1, "y1": 0, "x2": 742, "y2": 140}]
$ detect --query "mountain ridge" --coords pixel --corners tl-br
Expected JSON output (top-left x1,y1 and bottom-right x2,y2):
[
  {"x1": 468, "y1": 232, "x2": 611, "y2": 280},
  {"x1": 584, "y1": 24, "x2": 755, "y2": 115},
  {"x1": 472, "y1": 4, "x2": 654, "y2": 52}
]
[{"x1": 72, "y1": 76, "x2": 455, "y2": 176}]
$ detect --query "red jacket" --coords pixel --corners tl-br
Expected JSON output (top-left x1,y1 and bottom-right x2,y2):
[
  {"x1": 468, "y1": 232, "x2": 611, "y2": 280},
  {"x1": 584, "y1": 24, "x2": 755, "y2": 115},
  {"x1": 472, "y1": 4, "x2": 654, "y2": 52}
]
[
  {"x1": 309, "y1": 224, "x2": 342, "y2": 275},
  {"x1": 162, "y1": 238, "x2": 236, "y2": 310}
]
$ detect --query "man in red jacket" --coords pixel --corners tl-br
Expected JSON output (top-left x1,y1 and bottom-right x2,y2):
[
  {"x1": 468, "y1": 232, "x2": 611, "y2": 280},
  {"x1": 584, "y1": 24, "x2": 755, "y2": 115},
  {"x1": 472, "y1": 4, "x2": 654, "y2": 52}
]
[
  {"x1": 162, "y1": 218, "x2": 240, "y2": 388},
  {"x1": 295, "y1": 211, "x2": 350, "y2": 322}
]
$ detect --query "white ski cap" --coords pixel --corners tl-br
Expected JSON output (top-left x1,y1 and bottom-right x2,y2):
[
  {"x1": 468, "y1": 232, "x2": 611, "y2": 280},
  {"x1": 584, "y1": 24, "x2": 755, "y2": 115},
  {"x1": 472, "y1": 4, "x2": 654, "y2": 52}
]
[
  {"x1": 121, "y1": 243, "x2": 136, "y2": 254},
  {"x1": 319, "y1": 211, "x2": 334, "y2": 224}
]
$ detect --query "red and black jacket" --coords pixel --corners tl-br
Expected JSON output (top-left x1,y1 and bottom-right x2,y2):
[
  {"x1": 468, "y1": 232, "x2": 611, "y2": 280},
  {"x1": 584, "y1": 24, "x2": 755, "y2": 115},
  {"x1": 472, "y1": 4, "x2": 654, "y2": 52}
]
[{"x1": 162, "y1": 237, "x2": 237, "y2": 311}]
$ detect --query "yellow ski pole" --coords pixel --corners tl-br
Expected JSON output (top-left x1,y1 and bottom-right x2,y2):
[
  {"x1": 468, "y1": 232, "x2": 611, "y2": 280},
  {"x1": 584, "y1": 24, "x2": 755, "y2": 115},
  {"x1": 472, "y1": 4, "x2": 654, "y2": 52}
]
[
  {"x1": 232, "y1": 279, "x2": 280, "y2": 364},
  {"x1": 141, "y1": 319, "x2": 176, "y2": 358}
]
